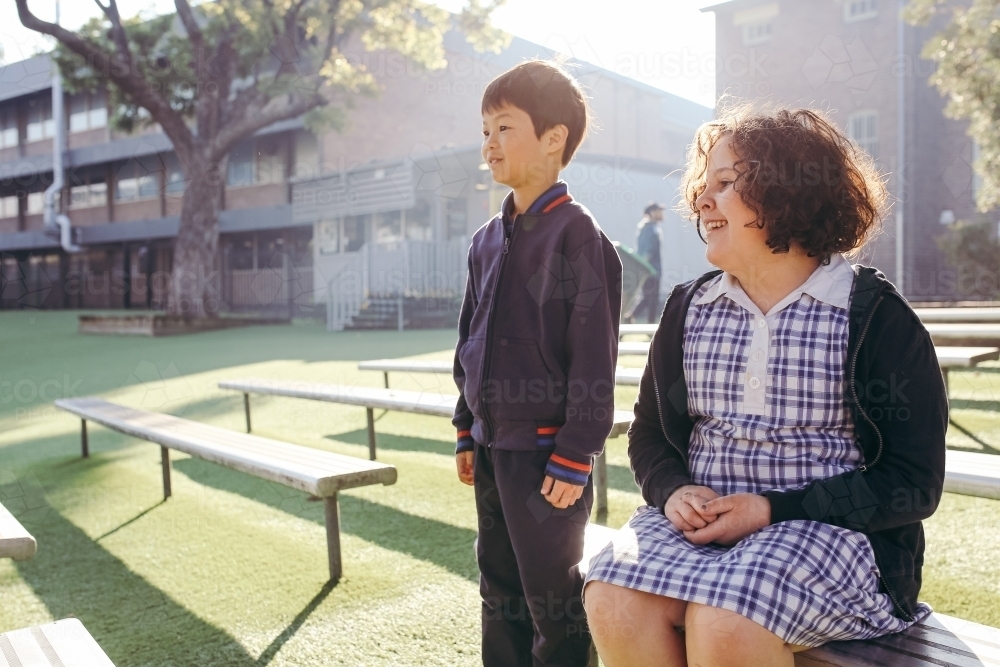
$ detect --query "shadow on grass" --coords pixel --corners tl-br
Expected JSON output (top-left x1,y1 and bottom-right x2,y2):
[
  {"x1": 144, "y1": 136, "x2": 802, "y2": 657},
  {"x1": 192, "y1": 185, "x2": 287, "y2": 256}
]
[
  {"x1": 172, "y1": 458, "x2": 478, "y2": 582},
  {"x1": 326, "y1": 429, "x2": 454, "y2": 456},
  {"x1": 948, "y1": 419, "x2": 1000, "y2": 455},
  {"x1": 950, "y1": 398, "x2": 1000, "y2": 412},
  {"x1": 255, "y1": 581, "x2": 336, "y2": 666},
  {"x1": 4, "y1": 486, "x2": 257, "y2": 666}
]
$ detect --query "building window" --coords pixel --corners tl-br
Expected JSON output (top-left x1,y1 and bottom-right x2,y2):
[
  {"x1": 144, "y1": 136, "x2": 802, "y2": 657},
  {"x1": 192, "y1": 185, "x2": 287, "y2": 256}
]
[
  {"x1": 26, "y1": 98, "x2": 54, "y2": 143},
  {"x1": 0, "y1": 195, "x2": 18, "y2": 219},
  {"x1": 70, "y1": 181, "x2": 108, "y2": 209},
  {"x1": 227, "y1": 139, "x2": 255, "y2": 187},
  {"x1": 742, "y1": 21, "x2": 772, "y2": 46},
  {"x1": 255, "y1": 135, "x2": 287, "y2": 185},
  {"x1": 844, "y1": 0, "x2": 877, "y2": 22},
  {"x1": 446, "y1": 199, "x2": 467, "y2": 239},
  {"x1": 26, "y1": 191, "x2": 46, "y2": 215},
  {"x1": 115, "y1": 159, "x2": 160, "y2": 201},
  {"x1": 165, "y1": 153, "x2": 188, "y2": 194},
  {"x1": 0, "y1": 105, "x2": 17, "y2": 149},
  {"x1": 848, "y1": 111, "x2": 878, "y2": 159},
  {"x1": 734, "y1": 3, "x2": 778, "y2": 46},
  {"x1": 343, "y1": 215, "x2": 366, "y2": 252},
  {"x1": 69, "y1": 89, "x2": 108, "y2": 133}
]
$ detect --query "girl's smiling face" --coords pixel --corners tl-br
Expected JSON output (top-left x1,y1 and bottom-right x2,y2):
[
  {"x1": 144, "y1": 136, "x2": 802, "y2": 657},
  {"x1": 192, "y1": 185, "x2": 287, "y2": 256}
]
[{"x1": 695, "y1": 134, "x2": 769, "y2": 273}]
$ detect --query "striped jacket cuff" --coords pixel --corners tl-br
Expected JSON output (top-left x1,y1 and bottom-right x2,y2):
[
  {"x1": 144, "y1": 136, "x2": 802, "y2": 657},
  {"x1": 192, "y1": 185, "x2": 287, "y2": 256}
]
[
  {"x1": 456, "y1": 429, "x2": 475, "y2": 454},
  {"x1": 544, "y1": 451, "x2": 592, "y2": 486}
]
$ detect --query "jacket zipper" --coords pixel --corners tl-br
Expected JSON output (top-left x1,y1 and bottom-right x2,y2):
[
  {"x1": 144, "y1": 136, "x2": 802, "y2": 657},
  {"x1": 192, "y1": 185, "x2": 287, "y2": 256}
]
[
  {"x1": 851, "y1": 296, "x2": 884, "y2": 472},
  {"x1": 848, "y1": 294, "x2": 913, "y2": 621},
  {"x1": 479, "y1": 221, "x2": 514, "y2": 445}
]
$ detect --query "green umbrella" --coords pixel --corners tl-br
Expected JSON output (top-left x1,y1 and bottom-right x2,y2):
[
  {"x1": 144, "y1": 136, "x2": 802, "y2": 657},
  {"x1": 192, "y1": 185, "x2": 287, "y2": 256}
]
[{"x1": 614, "y1": 242, "x2": 657, "y2": 316}]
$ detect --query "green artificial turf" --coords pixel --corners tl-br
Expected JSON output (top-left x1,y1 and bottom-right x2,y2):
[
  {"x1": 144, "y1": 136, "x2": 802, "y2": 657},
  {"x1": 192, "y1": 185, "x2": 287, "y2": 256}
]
[{"x1": 1, "y1": 311, "x2": 998, "y2": 666}]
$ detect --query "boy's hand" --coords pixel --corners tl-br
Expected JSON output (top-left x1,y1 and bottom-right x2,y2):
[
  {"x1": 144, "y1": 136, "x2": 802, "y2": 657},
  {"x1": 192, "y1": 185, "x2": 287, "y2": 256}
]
[
  {"x1": 456, "y1": 451, "x2": 474, "y2": 486},
  {"x1": 541, "y1": 476, "x2": 583, "y2": 509},
  {"x1": 663, "y1": 484, "x2": 721, "y2": 532}
]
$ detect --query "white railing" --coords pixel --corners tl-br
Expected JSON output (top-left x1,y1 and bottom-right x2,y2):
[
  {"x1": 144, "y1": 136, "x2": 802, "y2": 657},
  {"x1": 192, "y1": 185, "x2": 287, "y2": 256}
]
[
  {"x1": 323, "y1": 238, "x2": 469, "y2": 330},
  {"x1": 325, "y1": 252, "x2": 365, "y2": 331}
]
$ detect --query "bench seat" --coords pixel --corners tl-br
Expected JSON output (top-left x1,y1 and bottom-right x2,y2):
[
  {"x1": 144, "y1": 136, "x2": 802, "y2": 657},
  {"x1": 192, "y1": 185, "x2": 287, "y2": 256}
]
[
  {"x1": 0, "y1": 618, "x2": 116, "y2": 666},
  {"x1": 54, "y1": 396, "x2": 396, "y2": 581},
  {"x1": 0, "y1": 501, "x2": 36, "y2": 561},
  {"x1": 579, "y1": 524, "x2": 1000, "y2": 666},
  {"x1": 219, "y1": 379, "x2": 631, "y2": 515}
]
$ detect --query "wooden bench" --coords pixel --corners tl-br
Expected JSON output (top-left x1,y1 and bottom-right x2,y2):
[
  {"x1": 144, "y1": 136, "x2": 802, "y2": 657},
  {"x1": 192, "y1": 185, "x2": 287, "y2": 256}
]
[
  {"x1": 916, "y1": 307, "x2": 1000, "y2": 323},
  {"x1": 0, "y1": 618, "x2": 117, "y2": 666},
  {"x1": 218, "y1": 379, "x2": 631, "y2": 514},
  {"x1": 924, "y1": 323, "x2": 1000, "y2": 348},
  {"x1": 579, "y1": 523, "x2": 1000, "y2": 666},
  {"x1": 0, "y1": 501, "x2": 36, "y2": 561},
  {"x1": 53, "y1": 397, "x2": 396, "y2": 581},
  {"x1": 617, "y1": 340, "x2": 1000, "y2": 384},
  {"x1": 357, "y1": 359, "x2": 643, "y2": 387}
]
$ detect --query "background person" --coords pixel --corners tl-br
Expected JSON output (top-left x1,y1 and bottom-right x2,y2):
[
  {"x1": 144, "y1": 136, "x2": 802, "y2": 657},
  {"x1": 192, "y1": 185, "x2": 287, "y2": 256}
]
[{"x1": 629, "y1": 202, "x2": 664, "y2": 323}]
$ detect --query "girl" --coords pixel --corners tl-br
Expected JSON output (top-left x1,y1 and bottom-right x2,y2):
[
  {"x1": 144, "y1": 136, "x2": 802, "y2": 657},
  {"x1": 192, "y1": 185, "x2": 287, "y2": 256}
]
[{"x1": 584, "y1": 107, "x2": 948, "y2": 666}]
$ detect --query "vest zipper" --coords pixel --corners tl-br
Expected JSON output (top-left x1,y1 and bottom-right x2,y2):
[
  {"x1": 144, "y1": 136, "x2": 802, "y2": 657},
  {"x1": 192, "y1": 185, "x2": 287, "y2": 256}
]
[{"x1": 480, "y1": 219, "x2": 515, "y2": 445}]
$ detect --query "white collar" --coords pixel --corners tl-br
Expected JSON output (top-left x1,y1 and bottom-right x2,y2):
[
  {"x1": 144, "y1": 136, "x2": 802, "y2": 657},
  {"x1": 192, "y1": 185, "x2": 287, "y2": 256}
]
[{"x1": 695, "y1": 254, "x2": 855, "y2": 317}]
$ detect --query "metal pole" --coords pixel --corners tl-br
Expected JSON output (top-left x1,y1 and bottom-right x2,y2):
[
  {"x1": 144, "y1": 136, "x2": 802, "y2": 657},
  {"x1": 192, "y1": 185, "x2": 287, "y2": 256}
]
[
  {"x1": 895, "y1": 0, "x2": 906, "y2": 295},
  {"x1": 383, "y1": 371, "x2": 390, "y2": 389},
  {"x1": 324, "y1": 494, "x2": 342, "y2": 582},
  {"x1": 594, "y1": 451, "x2": 608, "y2": 515},
  {"x1": 81, "y1": 419, "x2": 89, "y2": 458},
  {"x1": 161, "y1": 446, "x2": 172, "y2": 499},
  {"x1": 243, "y1": 393, "x2": 252, "y2": 433},
  {"x1": 366, "y1": 407, "x2": 377, "y2": 460}
]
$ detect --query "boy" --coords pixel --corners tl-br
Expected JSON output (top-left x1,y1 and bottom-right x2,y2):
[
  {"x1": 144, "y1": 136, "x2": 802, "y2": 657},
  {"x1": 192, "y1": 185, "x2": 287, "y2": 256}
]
[{"x1": 453, "y1": 60, "x2": 622, "y2": 667}]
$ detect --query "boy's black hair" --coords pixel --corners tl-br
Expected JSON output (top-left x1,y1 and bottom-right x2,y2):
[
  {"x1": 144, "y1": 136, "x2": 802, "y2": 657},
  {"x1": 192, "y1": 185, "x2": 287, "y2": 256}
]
[{"x1": 481, "y1": 60, "x2": 590, "y2": 167}]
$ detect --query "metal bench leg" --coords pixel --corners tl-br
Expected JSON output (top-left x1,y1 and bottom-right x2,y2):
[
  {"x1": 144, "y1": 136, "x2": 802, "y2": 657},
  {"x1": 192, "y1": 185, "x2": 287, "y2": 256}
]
[
  {"x1": 595, "y1": 450, "x2": 608, "y2": 516},
  {"x1": 161, "y1": 446, "x2": 172, "y2": 499},
  {"x1": 324, "y1": 494, "x2": 342, "y2": 582},
  {"x1": 243, "y1": 393, "x2": 252, "y2": 433},
  {"x1": 81, "y1": 419, "x2": 89, "y2": 458},
  {"x1": 367, "y1": 407, "x2": 377, "y2": 460},
  {"x1": 383, "y1": 371, "x2": 389, "y2": 388}
]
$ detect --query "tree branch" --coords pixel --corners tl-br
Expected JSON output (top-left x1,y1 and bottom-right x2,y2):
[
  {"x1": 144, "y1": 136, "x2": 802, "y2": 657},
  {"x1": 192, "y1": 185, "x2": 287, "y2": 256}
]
[
  {"x1": 174, "y1": 0, "x2": 204, "y2": 54},
  {"x1": 17, "y1": 0, "x2": 195, "y2": 156},
  {"x1": 210, "y1": 91, "x2": 326, "y2": 160}
]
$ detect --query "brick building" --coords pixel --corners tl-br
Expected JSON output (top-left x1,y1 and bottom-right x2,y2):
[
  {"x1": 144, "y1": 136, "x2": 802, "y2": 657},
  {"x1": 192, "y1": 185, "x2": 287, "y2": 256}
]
[
  {"x1": 703, "y1": 0, "x2": 987, "y2": 300},
  {"x1": 0, "y1": 25, "x2": 713, "y2": 323}
]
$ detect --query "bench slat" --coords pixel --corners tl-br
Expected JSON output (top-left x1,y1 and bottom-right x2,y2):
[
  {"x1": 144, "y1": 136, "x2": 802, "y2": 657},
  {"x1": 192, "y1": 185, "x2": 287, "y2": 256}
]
[
  {"x1": 54, "y1": 397, "x2": 396, "y2": 497},
  {"x1": 220, "y1": 379, "x2": 634, "y2": 431},
  {"x1": 0, "y1": 618, "x2": 116, "y2": 666},
  {"x1": 0, "y1": 501, "x2": 36, "y2": 561},
  {"x1": 358, "y1": 360, "x2": 646, "y2": 386}
]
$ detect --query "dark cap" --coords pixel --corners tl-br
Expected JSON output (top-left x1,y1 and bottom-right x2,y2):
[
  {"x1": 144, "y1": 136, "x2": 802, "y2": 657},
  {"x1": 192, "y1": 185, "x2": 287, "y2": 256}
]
[{"x1": 644, "y1": 202, "x2": 664, "y2": 215}]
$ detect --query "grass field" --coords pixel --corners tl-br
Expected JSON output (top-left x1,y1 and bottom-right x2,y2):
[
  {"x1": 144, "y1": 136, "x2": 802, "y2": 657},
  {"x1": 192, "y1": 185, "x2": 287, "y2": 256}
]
[{"x1": 1, "y1": 311, "x2": 999, "y2": 666}]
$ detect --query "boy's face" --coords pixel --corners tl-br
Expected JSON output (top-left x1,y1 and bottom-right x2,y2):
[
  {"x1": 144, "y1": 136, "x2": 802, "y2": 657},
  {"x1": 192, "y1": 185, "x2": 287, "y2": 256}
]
[{"x1": 482, "y1": 104, "x2": 563, "y2": 190}]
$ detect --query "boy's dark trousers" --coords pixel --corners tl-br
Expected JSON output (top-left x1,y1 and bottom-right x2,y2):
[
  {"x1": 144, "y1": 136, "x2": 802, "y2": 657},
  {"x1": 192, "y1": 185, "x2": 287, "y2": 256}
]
[{"x1": 474, "y1": 440, "x2": 594, "y2": 667}]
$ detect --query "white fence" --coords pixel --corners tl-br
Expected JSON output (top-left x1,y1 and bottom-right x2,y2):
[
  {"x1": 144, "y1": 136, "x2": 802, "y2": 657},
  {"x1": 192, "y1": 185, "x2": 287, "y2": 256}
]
[{"x1": 323, "y1": 238, "x2": 469, "y2": 331}]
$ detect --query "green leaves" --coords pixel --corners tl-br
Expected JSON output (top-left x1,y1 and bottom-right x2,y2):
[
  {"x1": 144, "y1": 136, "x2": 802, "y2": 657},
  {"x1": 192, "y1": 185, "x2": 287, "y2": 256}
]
[
  {"x1": 908, "y1": 0, "x2": 1000, "y2": 212},
  {"x1": 46, "y1": 0, "x2": 506, "y2": 140}
]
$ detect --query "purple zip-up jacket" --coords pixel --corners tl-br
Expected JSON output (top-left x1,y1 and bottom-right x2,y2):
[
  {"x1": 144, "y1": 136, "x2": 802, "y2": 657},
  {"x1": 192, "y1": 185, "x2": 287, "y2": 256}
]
[{"x1": 452, "y1": 181, "x2": 623, "y2": 485}]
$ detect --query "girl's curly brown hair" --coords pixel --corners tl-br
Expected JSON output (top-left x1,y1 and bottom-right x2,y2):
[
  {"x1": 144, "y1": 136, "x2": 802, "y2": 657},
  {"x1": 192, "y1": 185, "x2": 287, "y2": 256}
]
[{"x1": 679, "y1": 104, "x2": 888, "y2": 260}]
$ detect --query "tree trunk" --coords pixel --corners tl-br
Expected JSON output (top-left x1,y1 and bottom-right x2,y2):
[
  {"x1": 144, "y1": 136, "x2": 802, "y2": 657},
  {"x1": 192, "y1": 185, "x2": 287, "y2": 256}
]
[{"x1": 167, "y1": 155, "x2": 227, "y2": 318}]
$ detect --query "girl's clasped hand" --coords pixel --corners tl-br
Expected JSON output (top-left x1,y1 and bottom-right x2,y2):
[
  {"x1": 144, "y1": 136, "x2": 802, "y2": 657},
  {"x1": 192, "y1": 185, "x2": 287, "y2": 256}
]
[{"x1": 664, "y1": 485, "x2": 772, "y2": 546}]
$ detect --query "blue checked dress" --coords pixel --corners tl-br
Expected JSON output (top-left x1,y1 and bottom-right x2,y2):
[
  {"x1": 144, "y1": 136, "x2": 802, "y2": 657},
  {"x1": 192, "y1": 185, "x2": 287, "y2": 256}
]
[{"x1": 586, "y1": 256, "x2": 932, "y2": 647}]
